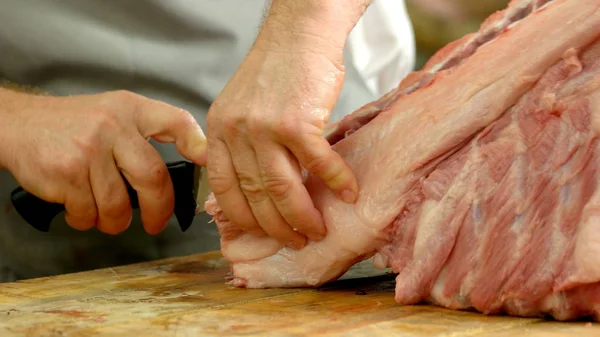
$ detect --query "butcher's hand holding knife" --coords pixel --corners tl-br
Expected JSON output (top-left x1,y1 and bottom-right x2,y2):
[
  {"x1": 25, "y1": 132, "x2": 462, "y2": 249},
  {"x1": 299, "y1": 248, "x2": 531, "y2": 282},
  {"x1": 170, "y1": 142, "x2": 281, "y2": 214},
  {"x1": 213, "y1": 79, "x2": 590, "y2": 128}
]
[
  {"x1": 0, "y1": 89, "x2": 207, "y2": 236},
  {"x1": 0, "y1": 0, "x2": 369, "y2": 247}
]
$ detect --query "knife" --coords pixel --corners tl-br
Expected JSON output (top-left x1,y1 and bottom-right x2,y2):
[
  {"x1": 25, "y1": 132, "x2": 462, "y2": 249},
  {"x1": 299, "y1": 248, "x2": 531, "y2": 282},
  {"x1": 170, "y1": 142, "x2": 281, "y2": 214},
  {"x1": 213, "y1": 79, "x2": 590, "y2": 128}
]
[{"x1": 9, "y1": 161, "x2": 212, "y2": 232}]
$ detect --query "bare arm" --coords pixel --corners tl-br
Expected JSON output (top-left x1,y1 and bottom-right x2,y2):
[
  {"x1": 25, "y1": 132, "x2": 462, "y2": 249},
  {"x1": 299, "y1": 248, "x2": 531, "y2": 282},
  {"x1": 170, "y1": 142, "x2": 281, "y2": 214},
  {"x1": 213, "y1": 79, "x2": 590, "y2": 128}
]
[
  {"x1": 259, "y1": 0, "x2": 372, "y2": 52},
  {"x1": 0, "y1": 87, "x2": 20, "y2": 170},
  {"x1": 0, "y1": 82, "x2": 50, "y2": 169}
]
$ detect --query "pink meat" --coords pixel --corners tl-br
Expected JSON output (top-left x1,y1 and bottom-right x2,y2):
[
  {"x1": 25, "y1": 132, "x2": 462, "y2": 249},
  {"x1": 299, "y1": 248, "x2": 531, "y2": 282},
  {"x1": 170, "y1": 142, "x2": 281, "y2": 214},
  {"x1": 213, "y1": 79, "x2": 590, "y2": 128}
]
[{"x1": 205, "y1": 0, "x2": 600, "y2": 321}]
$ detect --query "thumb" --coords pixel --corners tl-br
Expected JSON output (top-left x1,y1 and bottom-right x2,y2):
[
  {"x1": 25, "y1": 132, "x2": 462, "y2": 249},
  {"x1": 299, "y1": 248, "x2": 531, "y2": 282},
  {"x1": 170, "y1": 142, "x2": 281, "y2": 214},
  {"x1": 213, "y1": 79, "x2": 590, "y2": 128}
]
[{"x1": 133, "y1": 97, "x2": 207, "y2": 166}]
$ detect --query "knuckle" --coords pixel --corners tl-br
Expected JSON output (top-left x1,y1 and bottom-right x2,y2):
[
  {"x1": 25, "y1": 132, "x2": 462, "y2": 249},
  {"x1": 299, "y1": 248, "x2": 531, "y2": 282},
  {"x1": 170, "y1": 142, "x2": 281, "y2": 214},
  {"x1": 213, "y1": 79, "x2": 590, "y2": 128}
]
[
  {"x1": 76, "y1": 110, "x2": 122, "y2": 154},
  {"x1": 102, "y1": 205, "x2": 130, "y2": 223},
  {"x1": 275, "y1": 117, "x2": 324, "y2": 146},
  {"x1": 261, "y1": 174, "x2": 292, "y2": 201},
  {"x1": 109, "y1": 90, "x2": 139, "y2": 104},
  {"x1": 143, "y1": 160, "x2": 170, "y2": 195},
  {"x1": 246, "y1": 114, "x2": 267, "y2": 134},
  {"x1": 94, "y1": 108, "x2": 122, "y2": 129},
  {"x1": 147, "y1": 159, "x2": 169, "y2": 182},
  {"x1": 222, "y1": 114, "x2": 246, "y2": 139},
  {"x1": 303, "y1": 154, "x2": 333, "y2": 178},
  {"x1": 238, "y1": 174, "x2": 267, "y2": 204},
  {"x1": 273, "y1": 116, "x2": 298, "y2": 140},
  {"x1": 177, "y1": 108, "x2": 196, "y2": 123},
  {"x1": 277, "y1": 115, "x2": 324, "y2": 142},
  {"x1": 53, "y1": 153, "x2": 87, "y2": 178},
  {"x1": 207, "y1": 173, "x2": 234, "y2": 195},
  {"x1": 171, "y1": 107, "x2": 199, "y2": 130},
  {"x1": 97, "y1": 90, "x2": 140, "y2": 114},
  {"x1": 71, "y1": 130, "x2": 102, "y2": 155},
  {"x1": 89, "y1": 105, "x2": 122, "y2": 132},
  {"x1": 99, "y1": 193, "x2": 131, "y2": 220}
]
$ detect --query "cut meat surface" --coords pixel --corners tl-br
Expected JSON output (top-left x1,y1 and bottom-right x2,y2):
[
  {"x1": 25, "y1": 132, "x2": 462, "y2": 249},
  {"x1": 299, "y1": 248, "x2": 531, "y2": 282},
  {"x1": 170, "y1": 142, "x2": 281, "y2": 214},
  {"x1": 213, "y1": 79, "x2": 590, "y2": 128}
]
[{"x1": 205, "y1": 0, "x2": 600, "y2": 321}]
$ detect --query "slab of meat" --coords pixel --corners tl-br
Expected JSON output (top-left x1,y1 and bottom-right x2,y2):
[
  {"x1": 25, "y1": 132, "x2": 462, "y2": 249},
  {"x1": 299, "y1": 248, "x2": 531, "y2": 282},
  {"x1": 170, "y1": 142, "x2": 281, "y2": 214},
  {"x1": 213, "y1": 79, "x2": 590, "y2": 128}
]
[{"x1": 205, "y1": 0, "x2": 600, "y2": 321}]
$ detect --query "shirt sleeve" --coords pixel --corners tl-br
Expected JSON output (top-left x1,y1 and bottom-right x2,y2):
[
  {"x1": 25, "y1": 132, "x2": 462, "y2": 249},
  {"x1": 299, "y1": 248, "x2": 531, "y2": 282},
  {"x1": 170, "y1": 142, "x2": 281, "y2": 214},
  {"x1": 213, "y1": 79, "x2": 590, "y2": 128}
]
[{"x1": 346, "y1": 0, "x2": 416, "y2": 98}]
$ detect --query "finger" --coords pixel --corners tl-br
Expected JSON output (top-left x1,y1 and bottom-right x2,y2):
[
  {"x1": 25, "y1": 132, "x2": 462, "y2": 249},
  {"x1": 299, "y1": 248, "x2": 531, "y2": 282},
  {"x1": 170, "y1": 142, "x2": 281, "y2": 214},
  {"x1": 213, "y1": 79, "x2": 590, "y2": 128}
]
[
  {"x1": 129, "y1": 94, "x2": 207, "y2": 166},
  {"x1": 207, "y1": 137, "x2": 265, "y2": 237},
  {"x1": 226, "y1": 135, "x2": 307, "y2": 249},
  {"x1": 254, "y1": 142, "x2": 326, "y2": 242},
  {"x1": 89, "y1": 150, "x2": 133, "y2": 235},
  {"x1": 63, "y1": 175, "x2": 98, "y2": 231},
  {"x1": 113, "y1": 134, "x2": 174, "y2": 235},
  {"x1": 286, "y1": 134, "x2": 359, "y2": 204}
]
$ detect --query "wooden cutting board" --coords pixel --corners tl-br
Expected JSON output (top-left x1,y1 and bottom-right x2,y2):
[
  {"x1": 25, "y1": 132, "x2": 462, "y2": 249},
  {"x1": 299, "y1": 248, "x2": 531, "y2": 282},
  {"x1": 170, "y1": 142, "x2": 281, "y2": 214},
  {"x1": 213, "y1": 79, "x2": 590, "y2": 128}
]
[{"x1": 0, "y1": 251, "x2": 597, "y2": 336}]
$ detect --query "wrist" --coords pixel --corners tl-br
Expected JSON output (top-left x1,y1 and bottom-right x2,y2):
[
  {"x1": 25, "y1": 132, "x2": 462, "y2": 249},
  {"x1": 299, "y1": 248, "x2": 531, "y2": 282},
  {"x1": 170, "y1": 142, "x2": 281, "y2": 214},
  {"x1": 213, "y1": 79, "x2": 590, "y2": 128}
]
[{"x1": 256, "y1": 0, "x2": 371, "y2": 56}]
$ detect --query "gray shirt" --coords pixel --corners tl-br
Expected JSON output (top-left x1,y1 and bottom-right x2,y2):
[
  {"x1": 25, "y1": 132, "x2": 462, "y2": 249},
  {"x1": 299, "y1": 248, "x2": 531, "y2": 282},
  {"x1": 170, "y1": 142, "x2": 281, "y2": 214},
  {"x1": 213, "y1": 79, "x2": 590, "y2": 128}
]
[{"x1": 0, "y1": 0, "x2": 397, "y2": 281}]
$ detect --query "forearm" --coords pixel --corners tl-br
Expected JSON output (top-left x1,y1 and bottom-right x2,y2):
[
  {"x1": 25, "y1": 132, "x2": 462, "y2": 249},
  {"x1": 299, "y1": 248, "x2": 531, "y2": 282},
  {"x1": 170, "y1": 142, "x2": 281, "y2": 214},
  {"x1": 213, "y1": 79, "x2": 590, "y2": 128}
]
[
  {"x1": 0, "y1": 85, "x2": 38, "y2": 170},
  {"x1": 256, "y1": 0, "x2": 372, "y2": 55},
  {"x1": 0, "y1": 87, "x2": 16, "y2": 170}
]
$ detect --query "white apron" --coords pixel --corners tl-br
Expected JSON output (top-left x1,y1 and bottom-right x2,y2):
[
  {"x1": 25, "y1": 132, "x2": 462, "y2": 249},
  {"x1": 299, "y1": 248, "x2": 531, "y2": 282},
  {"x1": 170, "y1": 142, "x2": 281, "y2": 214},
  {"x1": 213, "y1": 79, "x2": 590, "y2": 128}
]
[{"x1": 0, "y1": 0, "x2": 415, "y2": 281}]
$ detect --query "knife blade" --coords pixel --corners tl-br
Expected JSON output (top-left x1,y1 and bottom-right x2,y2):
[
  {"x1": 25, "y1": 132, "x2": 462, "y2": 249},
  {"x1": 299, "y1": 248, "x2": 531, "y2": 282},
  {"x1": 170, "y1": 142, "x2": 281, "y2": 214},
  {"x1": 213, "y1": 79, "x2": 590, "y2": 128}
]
[
  {"x1": 10, "y1": 160, "x2": 211, "y2": 232},
  {"x1": 193, "y1": 164, "x2": 211, "y2": 214}
]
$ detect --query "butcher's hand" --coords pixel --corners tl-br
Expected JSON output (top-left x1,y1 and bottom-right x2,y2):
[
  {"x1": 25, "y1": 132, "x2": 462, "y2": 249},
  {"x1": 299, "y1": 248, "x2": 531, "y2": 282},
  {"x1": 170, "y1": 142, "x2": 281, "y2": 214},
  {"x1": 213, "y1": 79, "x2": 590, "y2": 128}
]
[
  {"x1": 206, "y1": 0, "x2": 371, "y2": 249},
  {"x1": 0, "y1": 89, "x2": 207, "y2": 235}
]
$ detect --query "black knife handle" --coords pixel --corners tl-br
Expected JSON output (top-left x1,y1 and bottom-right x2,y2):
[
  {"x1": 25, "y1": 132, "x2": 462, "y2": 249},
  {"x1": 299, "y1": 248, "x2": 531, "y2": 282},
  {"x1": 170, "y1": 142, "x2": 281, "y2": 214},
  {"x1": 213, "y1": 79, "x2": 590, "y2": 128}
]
[{"x1": 10, "y1": 161, "x2": 197, "y2": 233}]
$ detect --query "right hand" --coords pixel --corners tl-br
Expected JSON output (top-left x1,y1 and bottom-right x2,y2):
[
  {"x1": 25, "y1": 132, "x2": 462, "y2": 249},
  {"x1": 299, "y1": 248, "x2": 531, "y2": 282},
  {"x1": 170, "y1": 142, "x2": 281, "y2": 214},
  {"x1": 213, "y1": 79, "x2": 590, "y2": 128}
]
[{"x1": 0, "y1": 90, "x2": 207, "y2": 235}]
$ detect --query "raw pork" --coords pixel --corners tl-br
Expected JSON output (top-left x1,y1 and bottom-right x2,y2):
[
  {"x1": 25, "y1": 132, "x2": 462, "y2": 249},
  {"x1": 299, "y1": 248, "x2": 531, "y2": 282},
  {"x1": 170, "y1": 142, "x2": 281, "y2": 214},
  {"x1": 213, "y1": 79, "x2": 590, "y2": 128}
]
[{"x1": 205, "y1": 0, "x2": 600, "y2": 321}]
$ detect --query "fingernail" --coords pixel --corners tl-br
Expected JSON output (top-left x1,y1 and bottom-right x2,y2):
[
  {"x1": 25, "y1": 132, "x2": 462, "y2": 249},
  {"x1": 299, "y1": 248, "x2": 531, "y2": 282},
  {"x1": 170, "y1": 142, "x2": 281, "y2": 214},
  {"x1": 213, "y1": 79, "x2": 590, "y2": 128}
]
[
  {"x1": 340, "y1": 189, "x2": 357, "y2": 204},
  {"x1": 287, "y1": 239, "x2": 307, "y2": 250},
  {"x1": 309, "y1": 232, "x2": 326, "y2": 242}
]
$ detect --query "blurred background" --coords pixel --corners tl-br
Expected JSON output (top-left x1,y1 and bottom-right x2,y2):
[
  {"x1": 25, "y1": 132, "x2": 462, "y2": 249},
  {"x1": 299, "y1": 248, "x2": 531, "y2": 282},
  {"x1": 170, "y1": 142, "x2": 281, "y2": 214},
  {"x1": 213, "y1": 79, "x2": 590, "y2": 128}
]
[{"x1": 405, "y1": 0, "x2": 511, "y2": 69}]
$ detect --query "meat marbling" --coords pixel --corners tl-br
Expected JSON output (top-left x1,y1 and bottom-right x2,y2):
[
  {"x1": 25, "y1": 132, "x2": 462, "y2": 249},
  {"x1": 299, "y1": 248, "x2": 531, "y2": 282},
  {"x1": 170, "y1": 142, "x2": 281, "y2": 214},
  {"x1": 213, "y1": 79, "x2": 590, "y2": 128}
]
[{"x1": 205, "y1": 0, "x2": 600, "y2": 321}]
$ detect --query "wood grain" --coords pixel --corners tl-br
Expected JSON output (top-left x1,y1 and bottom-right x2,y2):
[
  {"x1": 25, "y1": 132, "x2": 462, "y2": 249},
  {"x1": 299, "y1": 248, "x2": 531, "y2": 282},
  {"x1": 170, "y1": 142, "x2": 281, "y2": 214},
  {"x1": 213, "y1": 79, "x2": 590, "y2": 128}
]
[{"x1": 0, "y1": 251, "x2": 596, "y2": 336}]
